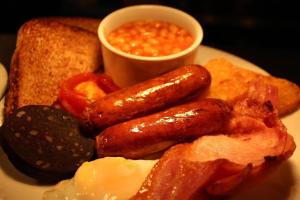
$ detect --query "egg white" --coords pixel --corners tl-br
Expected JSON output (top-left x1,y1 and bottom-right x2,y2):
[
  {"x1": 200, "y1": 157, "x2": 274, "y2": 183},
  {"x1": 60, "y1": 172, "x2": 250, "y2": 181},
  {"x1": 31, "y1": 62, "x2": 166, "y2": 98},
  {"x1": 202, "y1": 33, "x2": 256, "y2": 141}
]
[{"x1": 42, "y1": 157, "x2": 157, "y2": 200}]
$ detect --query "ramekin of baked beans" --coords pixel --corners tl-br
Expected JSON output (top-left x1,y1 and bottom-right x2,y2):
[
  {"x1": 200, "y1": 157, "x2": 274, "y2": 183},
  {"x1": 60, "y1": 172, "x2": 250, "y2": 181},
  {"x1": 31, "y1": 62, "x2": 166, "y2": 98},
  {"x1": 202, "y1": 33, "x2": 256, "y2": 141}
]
[{"x1": 98, "y1": 5, "x2": 203, "y2": 87}]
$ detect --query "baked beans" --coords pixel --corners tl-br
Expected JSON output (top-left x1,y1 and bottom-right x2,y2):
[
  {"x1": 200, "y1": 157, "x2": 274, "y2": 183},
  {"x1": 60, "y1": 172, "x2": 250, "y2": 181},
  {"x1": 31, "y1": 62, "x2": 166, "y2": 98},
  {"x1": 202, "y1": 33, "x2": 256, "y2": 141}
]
[{"x1": 107, "y1": 20, "x2": 194, "y2": 57}]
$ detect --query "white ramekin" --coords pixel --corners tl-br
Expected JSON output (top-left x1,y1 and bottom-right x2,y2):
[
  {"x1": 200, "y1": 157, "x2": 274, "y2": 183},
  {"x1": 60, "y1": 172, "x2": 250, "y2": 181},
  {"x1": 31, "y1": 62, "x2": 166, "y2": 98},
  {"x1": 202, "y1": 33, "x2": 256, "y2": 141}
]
[{"x1": 98, "y1": 5, "x2": 203, "y2": 87}]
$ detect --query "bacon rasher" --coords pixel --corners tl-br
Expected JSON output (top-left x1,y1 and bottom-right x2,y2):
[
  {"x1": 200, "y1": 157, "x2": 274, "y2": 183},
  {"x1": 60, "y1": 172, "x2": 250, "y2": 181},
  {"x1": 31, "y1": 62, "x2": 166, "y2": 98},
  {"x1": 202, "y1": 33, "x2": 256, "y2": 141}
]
[{"x1": 132, "y1": 80, "x2": 296, "y2": 200}]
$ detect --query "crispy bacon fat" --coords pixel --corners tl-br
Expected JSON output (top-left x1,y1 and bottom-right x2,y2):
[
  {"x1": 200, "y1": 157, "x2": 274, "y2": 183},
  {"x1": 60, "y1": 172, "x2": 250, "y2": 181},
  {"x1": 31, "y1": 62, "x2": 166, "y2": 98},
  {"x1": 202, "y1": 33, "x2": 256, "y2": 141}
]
[{"x1": 132, "y1": 79, "x2": 296, "y2": 200}]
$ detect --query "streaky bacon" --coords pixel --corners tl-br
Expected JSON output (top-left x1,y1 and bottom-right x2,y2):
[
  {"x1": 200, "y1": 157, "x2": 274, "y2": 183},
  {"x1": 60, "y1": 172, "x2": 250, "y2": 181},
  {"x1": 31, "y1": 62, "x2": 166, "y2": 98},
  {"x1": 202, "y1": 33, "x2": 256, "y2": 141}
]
[
  {"x1": 131, "y1": 80, "x2": 296, "y2": 200},
  {"x1": 131, "y1": 143, "x2": 252, "y2": 200}
]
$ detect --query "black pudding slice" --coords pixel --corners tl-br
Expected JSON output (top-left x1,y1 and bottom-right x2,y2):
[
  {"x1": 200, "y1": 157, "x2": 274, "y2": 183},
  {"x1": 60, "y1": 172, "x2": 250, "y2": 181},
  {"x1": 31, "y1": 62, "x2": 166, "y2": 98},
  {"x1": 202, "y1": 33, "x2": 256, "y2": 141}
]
[{"x1": 0, "y1": 105, "x2": 95, "y2": 183}]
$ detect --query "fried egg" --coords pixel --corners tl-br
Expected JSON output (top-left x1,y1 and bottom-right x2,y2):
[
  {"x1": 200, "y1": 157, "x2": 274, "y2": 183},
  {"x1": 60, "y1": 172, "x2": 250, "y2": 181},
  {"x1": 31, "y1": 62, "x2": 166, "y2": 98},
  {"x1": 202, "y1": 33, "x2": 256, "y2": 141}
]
[{"x1": 42, "y1": 157, "x2": 157, "y2": 200}]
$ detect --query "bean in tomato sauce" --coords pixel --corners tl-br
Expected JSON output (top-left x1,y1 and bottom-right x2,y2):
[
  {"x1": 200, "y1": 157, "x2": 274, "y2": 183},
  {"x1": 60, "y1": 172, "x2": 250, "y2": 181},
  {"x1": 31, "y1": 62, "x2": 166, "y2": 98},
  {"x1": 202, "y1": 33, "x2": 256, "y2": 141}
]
[{"x1": 107, "y1": 20, "x2": 194, "y2": 57}]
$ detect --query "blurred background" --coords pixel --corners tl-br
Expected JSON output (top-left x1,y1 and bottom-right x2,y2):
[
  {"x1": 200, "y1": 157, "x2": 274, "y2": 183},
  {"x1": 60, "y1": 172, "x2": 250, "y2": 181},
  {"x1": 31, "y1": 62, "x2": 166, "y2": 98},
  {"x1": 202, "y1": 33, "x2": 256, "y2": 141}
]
[{"x1": 0, "y1": 0, "x2": 299, "y2": 84}]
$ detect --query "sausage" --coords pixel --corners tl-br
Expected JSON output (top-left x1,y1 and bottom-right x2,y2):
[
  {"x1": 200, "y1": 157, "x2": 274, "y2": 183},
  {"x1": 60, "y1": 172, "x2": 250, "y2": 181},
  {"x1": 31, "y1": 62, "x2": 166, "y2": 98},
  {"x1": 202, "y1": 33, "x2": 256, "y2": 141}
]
[
  {"x1": 0, "y1": 105, "x2": 95, "y2": 182},
  {"x1": 84, "y1": 65, "x2": 211, "y2": 130},
  {"x1": 96, "y1": 99, "x2": 231, "y2": 159}
]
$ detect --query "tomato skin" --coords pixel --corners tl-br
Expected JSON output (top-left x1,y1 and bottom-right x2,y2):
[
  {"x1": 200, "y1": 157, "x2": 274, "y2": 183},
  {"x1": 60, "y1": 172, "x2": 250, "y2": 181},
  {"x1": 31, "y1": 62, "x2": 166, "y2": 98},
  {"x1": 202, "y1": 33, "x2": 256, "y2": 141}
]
[
  {"x1": 58, "y1": 73, "x2": 119, "y2": 117},
  {"x1": 95, "y1": 74, "x2": 120, "y2": 93}
]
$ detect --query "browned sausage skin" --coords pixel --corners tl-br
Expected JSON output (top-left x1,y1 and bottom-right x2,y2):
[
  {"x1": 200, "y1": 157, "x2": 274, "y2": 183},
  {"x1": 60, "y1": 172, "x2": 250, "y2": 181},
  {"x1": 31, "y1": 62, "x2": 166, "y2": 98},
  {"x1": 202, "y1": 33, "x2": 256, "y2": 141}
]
[
  {"x1": 83, "y1": 65, "x2": 211, "y2": 130},
  {"x1": 96, "y1": 99, "x2": 231, "y2": 159}
]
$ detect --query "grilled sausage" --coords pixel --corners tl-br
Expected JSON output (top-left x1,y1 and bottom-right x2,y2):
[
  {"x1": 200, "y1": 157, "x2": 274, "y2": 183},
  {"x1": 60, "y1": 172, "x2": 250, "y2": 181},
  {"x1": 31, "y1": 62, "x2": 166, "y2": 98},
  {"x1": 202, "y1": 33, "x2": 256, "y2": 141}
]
[
  {"x1": 96, "y1": 99, "x2": 231, "y2": 159},
  {"x1": 84, "y1": 65, "x2": 211, "y2": 130}
]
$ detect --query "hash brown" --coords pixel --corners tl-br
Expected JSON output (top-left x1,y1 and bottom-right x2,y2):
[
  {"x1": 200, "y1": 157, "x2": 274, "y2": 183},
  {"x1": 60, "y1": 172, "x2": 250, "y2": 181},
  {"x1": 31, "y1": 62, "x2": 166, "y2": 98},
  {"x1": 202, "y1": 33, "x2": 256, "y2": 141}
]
[{"x1": 202, "y1": 58, "x2": 300, "y2": 116}]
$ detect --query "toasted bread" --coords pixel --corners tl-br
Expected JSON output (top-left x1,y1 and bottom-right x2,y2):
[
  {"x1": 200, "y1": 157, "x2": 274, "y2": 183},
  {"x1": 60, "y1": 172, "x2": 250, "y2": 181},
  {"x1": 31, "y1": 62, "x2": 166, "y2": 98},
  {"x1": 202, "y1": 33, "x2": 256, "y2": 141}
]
[
  {"x1": 202, "y1": 58, "x2": 300, "y2": 116},
  {"x1": 5, "y1": 18, "x2": 102, "y2": 115},
  {"x1": 42, "y1": 17, "x2": 100, "y2": 33}
]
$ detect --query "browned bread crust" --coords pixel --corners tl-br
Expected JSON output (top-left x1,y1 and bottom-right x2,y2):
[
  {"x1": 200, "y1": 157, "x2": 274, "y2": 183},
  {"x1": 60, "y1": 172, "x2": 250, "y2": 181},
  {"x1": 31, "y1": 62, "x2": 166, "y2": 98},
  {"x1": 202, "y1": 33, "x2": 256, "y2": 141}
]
[
  {"x1": 5, "y1": 18, "x2": 102, "y2": 116},
  {"x1": 40, "y1": 17, "x2": 101, "y2": 33}
]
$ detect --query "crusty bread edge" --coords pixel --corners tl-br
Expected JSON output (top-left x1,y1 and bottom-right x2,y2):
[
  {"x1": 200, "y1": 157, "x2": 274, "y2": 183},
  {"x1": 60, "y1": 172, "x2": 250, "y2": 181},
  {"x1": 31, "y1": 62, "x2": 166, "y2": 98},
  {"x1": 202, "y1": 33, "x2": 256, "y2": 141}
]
[
  {"x1": 4, "y1": 48, "x2": 20, "y2": 116},
  {"x1": 4, "y1": 21, "x2": 26, "y2": 116},
  {"x1": 40, "y1": 17, "x2": 101, "y2": 34}
]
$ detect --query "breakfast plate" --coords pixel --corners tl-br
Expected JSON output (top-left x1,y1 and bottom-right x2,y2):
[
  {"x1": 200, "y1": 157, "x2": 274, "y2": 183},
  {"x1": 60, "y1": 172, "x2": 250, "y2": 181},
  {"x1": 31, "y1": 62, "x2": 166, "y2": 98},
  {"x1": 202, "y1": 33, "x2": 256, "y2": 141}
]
[
  {"x1": 0, "y1": 45, "x2": 299, "y2": 200},
  {"x1": 0, "y1": 62, "x2": 8, "y2": 126},
  {"x1": 0, "y1": 63, "x2": 7, "y2": 98}
]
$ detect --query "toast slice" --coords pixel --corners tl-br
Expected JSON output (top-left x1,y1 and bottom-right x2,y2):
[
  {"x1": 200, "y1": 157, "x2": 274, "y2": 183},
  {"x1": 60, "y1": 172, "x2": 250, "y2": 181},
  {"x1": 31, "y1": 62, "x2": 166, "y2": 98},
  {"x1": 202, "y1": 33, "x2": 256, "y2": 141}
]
[
  {"x1": 202, "y1": 58, "x2": 300, "y2": 116},
  {"x1": 41, "y1": 17, "x2": 100, "y2": 33},
  {"x1": 5, "y1": 18, "x2": 102, "y2": 116}
]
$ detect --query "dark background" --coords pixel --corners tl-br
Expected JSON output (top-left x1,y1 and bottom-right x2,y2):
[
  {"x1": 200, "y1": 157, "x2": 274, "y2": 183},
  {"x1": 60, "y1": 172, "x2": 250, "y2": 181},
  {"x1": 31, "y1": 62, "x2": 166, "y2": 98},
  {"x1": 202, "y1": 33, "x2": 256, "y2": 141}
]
[{"x1": 1, "y1": 0, "x2": 299, "y2": 85}]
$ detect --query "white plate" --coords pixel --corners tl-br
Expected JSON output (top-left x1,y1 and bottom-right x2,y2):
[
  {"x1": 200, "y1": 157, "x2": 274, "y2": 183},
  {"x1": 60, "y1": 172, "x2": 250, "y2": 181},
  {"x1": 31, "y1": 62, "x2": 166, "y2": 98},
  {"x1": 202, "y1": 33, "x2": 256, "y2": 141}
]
[
  {"x1": 0, "y1": 63, "x2": 8, "y2": 98},
  {"x1": 0, "y1": 63, "x2": 8, "y2": 126},
  {"x1": 0, "y1": 45, "x2": 299, "y2": 200}
]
